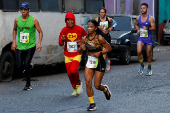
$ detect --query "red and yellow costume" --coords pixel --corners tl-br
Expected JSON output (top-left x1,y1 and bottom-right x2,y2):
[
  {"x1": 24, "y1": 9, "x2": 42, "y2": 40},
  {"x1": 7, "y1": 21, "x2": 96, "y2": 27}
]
[{"x1": 59, "y1": 12, "x2": 87, "y2": 89}]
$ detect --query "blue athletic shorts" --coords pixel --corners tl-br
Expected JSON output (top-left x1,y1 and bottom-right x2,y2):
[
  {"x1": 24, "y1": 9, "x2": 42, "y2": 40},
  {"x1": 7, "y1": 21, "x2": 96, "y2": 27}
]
[{"x1": 138, "y1": 37, "x2": 153, "y2": 45}]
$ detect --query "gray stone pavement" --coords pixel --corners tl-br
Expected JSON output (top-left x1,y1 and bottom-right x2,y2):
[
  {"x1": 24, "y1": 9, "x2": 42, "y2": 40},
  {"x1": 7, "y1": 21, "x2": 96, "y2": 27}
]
[{"x1": 0, "y1": 45, "x2": 170, "y2": 113}]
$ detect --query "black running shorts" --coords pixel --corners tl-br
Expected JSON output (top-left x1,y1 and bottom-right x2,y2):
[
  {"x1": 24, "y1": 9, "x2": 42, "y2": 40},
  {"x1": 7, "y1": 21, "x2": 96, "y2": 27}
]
[
  {"x1": 95, "y1": 55, "x2": 106, "y2": 72},
  {"x1": 86, "y1": 54, "x2": 106, "y2": 72}
]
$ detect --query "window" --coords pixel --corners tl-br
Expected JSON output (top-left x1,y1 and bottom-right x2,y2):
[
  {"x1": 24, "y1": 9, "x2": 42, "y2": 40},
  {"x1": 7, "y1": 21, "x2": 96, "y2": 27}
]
[
  {"x1": 19, "y1": 0, "x2": 39, "y2": 12},
  {"x1": 132, "y1": 18, "x2": 136, "y2": 28},
  {"x1": 64, "y1": 0, "x2": 84, "y2": 13},
  {"x1": 0, "y1": 0, "x2": 2, "y2": 9},
  {"x1": 2, "y1": 0, "x2": 18, "y2": 12},
  {"x1": 132, "y1": 0, "x2": 141, "y2": 15},
  {"x1": 40, "y1": 0, "x2": 62, "y2": 12},
  {"x1": 86, "y1": 0, "x2": 104, "y2": 13},
  {"x1": 112, "y1": 16, "x2": 131, "y2": 31},
  {"x1": 119, "y1": 0, "x2": 125, "y2": 14}
]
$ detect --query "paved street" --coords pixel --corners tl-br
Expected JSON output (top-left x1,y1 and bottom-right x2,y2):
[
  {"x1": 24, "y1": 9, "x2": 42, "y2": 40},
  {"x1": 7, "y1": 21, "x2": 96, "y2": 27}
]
[{"x1": 0, "y1": 45, "x2": 170, "y2": 113}]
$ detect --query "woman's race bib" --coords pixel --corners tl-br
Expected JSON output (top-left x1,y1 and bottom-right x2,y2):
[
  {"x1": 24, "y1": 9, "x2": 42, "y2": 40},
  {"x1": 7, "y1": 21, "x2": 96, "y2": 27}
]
[
  {"x1": 100, "y1": 21, "x2": 109, "y2": 30},
  {"x1": 67, "y1": 42, "x2": 77, "y2": 52},
  {"x1": 20, "y1": 32, "x2": 29, "y2": 43},
  {"x1": 140, "y1": 28, "x2": 148, "y2": 37},
  {"x1": 86, "y1": 56, "x2": 99, "y2": 68}
]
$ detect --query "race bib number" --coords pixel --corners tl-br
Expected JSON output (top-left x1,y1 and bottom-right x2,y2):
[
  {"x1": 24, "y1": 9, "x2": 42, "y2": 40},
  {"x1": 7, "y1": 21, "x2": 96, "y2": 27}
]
[
  {"x1": 140, "y1": 28, "x2": 148, "y2": 37},
  {"x1": 86, "y1": 56, "x2": 99, "y2": 68},
  {"x1": 20, "y1": 32, "x2": 29, "y2": 43},
  {"x1": 100, "y1": 21, "x2": 109, "y2": 30},
  {"x1": 67, "y1": 42, "x2": 77, "y2": 52}
]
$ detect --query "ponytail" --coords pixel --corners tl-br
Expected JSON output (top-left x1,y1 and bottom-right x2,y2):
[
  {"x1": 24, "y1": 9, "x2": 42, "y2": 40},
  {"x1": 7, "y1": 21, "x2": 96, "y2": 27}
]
[{"x1": 96, "y1": 28, "x2": 101, "y2": 35}]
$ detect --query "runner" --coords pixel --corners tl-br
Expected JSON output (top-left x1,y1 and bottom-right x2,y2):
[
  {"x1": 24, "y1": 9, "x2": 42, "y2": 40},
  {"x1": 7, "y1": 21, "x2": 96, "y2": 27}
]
[
  {"x1": 11, "y1": 2, "x2": 43, "y2": 90},
  {"x1": 135, "y1": 3, "x2": 155, "y2": 76},
  {"x1": 77, "y1": 19, "x2": 112, "y2": 111},
  {"x1": 95, "y1": 7, "x2": 117, "y2": 71},
  {"x1": 58, "y1": 12, "x2": 87, "y2": 96}
]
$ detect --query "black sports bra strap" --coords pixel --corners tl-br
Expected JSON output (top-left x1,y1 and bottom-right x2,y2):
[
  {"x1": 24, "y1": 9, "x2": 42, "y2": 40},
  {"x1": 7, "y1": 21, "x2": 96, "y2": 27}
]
[
  {"x1": 87, "y1": 34, "x2": 97, "y2": 41},
  {"x1": 98, "y1": 16, "x2": 109, "y2": 24},
  {"x1": 98, "y1": 17, "x2": 100, "y2": 25},
  {"x1": 106, "y1": 16, "x2": 110, "y2": 23}
]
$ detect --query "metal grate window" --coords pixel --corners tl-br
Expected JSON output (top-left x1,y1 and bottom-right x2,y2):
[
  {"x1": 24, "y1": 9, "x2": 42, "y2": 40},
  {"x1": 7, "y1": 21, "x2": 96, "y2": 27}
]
[
  {"x1": 119, "y1": 0, "x2": 125, "y2": 14},
  {"x1": 0, "y1": 0, "x2": 2, "y2": 9},
  {"x1": 40, "y1": 0, "x2": 62, "y2": 12},
  {"x1": 2, "y1": 0, "x2": 18, "y2": 12},
  {"x1": 85, "y1": 0, "x2": 104, "y2": 13},
  {"x1": 64, "y1": 0, "x2": 84, "y2": 13},
  {"x1": 19, "y1": 0, "x2": 39, "y2": 12},
  {"x1": 132, "y1": 0, "x2": 141, "y2": 15}
]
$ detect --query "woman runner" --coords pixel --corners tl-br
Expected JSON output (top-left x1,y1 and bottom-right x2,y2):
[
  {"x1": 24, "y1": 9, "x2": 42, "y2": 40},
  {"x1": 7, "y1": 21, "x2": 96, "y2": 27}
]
[
  {"x1": 95, "y1": 7, "x2": 117, "y2": 71},
  {"x1": 77, "y1": 19, "x2": 112, "y2": 111}
]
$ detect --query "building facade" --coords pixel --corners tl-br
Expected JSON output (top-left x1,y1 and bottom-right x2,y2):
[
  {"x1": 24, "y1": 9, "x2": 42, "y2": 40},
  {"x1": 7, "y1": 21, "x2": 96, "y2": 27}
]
[
  {"x1": 105, "y1": 0, "x2": 154, "y2": 17},
  {"x1": 105, "y1": 0, "x2": 159, "y2": 41}
]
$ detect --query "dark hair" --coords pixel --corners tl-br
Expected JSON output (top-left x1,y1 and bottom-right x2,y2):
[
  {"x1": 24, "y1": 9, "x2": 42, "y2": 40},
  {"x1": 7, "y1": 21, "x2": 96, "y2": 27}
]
[
  {"x1": 87, "y1": 19, "x2": 98, "y2": 27},
  {"x1": 87, "y1": 19, "x2": 101, "y2": 33},
  {"x1": 99, "y1": 7, "x2": 107, "y2": 13},
  {"x1": 141, "y1": 3, "x2": 148, "y2": 8},
  {"x1": 163, "y1": 19, "x2": 167, "y2": 23},
  {"x1": 20, "y1": 7, "x2": 30, "y2": 10}
]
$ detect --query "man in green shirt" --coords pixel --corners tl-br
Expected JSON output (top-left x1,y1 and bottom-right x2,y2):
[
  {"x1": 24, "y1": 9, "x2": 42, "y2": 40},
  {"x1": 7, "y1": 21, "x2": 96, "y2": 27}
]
[{"x1": 11, "y1": 2, "x2": 43, "y2": 90}]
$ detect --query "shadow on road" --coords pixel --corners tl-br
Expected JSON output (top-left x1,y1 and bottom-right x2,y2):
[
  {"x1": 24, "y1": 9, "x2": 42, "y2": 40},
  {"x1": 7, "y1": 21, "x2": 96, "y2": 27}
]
[{"x1": 13, "y1": 62, "x2": 67, "y2": 79}]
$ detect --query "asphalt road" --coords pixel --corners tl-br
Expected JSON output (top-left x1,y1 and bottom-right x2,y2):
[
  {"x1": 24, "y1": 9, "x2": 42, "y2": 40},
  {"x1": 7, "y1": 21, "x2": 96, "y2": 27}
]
[{"x1": 0, "y1": 45, "x2": 170, "y2": 113}]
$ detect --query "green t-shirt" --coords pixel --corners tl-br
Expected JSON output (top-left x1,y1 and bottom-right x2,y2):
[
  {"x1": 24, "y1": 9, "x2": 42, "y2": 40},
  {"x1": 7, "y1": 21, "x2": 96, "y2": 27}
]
[{"x1": 17, "y1": 15, "x2": 36, "y2": 50}]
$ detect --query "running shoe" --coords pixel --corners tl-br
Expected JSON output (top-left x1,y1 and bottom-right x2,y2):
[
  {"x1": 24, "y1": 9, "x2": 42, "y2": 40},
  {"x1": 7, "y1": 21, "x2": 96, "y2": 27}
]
[
  {"x1": 138, "y1": 66, "x2": 145, "y2": 74},
  {"x1": 23, "y1": 86, "x2": 32, "y2": 90},
  {"x1": 103, "y1": 85, "x2": 111, "y2": 100},
  {"x1": 106, "y1": 60, "x2": 111, "y2": 71},
  {"x1": 76, "y1": 82, "x2": 83, "y2": 95},
  {"x1": 147, "y1": 69, "x2": 152, "y2": 76},
  {"x1": 87, "y1": 103, "x2": 96, "y2": 111},
  {"x1": 72, "y1": 89, "x2": 77, "y2": 96}
]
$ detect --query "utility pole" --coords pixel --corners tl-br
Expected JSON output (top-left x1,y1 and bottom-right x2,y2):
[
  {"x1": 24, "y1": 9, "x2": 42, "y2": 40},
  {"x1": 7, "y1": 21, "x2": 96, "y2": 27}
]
[{"x1": 154, "y1": 0, "x2": 159, "y2": 42}]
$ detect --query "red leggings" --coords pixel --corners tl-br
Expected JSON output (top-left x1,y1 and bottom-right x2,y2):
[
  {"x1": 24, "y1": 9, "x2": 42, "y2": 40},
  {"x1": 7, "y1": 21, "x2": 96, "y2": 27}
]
[{"x1": 65, "y1": 60, "x2": 81, "y2": 89}]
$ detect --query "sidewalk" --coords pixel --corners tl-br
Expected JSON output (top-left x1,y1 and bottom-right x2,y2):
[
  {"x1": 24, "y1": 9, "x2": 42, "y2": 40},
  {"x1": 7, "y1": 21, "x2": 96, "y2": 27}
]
[{"x1": 153, "y1": 45, "x2": 170, "y2": 52}]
